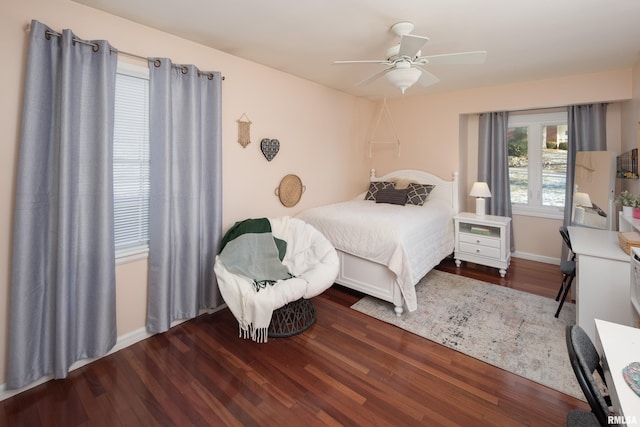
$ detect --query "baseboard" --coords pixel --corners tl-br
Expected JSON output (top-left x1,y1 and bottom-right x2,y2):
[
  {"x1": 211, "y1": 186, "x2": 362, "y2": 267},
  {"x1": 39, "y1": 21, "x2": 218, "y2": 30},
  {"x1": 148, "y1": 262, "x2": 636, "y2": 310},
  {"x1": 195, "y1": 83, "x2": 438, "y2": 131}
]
[
  {"x1": 0, "y1": 304, "x2": 227, "y2": 401},
  {"x1": 0, "y1": 326, "x2": 153, "y2": 401},
  {"x1": 512, "y1": 251, "x2": 560, "y2": 266}
]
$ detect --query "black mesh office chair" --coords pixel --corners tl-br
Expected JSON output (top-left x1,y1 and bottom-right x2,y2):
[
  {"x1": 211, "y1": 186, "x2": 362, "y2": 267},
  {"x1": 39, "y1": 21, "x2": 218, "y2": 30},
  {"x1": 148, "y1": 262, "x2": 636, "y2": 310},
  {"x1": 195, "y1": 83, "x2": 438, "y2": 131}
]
[
  {"x1": 555, "y1": 226, "x2": 575, "y2": 318},
  {"x1": 565, "y1": 325, "x2": 612, "y2": 426},
  {"x1": 565, "y1": 409, "x2": 600, "y2": 426}
]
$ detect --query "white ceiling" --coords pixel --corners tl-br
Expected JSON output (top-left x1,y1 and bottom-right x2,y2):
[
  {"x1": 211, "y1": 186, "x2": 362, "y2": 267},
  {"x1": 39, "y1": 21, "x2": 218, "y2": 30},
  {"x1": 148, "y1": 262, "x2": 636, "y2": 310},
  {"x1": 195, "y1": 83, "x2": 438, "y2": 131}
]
[{"x1": 73, "y1": 0, "x2": 640, "y2": 99}]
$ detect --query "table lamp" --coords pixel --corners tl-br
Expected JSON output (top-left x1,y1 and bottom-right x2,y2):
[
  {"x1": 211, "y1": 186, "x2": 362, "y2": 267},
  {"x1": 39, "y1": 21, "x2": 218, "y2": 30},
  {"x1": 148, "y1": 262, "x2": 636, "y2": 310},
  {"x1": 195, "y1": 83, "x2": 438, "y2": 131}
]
[
  {"x1": 470, "y1": 182, "x2": 492, "y2": 216},
  {"x1": 573, "y1": 192, "x2": 592, "y2": 208}
]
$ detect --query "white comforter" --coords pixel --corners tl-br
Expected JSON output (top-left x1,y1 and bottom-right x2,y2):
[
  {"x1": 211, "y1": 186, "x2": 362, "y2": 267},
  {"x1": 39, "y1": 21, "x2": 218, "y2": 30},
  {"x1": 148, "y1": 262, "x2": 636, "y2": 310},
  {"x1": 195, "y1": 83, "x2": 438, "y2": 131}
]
[{"x1": 296, "y1": 198, "x2": 454, "y2": 311}]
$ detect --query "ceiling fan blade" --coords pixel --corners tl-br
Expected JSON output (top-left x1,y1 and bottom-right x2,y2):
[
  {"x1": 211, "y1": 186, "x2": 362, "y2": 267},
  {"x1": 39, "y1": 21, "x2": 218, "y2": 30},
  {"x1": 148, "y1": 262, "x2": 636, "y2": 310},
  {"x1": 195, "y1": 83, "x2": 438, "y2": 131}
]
[
  {"x1": 415, "y1": 66, "x2": 440, "y2": 87},
  {"x1": 398, "y1": 34, "x2": 429, "y2": 58},
  {"x1": 419, "y1": 50, "x2": 487, "y2": 65},
  {"x1": 355, "y1": 66, "x2": 394, "y2": 87},
  {"x1": 333, "y1": 60, "x2": 390, "y2": 65}
]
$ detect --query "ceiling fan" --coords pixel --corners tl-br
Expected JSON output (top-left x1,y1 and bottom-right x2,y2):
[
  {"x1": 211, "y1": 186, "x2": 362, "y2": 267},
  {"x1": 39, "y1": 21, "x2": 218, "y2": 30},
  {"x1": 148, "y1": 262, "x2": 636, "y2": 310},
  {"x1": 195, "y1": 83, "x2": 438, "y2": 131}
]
[{"x1": 334, "y1": 21, "x2": 487, "y2": 94}]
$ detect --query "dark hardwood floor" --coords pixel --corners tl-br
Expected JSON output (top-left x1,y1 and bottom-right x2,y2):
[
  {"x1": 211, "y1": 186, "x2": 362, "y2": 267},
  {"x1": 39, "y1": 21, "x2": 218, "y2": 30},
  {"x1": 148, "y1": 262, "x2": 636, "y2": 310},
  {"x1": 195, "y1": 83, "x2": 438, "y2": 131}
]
[{"x1": 0, "y1": 257, "x2": 586, "y2": 426}]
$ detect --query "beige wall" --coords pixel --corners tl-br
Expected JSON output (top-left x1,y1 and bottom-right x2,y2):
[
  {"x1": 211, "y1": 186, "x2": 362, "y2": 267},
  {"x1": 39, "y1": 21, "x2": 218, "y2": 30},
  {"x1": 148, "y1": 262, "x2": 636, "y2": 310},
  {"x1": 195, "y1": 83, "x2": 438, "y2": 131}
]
[
  {"x1": 620, "y1": 61, "x2": 640, "y2": 196},
  {"x1": 0, "y1": 0, "x2": 374, "y2": 389},
  {"x1": 622, "y1": 61, "x2": 640, "y2": 153}
]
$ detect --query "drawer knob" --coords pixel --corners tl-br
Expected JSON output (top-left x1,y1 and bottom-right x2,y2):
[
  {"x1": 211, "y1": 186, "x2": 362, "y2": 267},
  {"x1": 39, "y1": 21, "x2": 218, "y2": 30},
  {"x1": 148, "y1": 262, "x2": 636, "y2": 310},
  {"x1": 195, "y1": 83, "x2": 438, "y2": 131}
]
[
  {"x1": 476, "y1": 249, "x2": 480, "y2": 253},
  {"x1": 476, "y1": 239, "x2": 480, "y2": 243}
]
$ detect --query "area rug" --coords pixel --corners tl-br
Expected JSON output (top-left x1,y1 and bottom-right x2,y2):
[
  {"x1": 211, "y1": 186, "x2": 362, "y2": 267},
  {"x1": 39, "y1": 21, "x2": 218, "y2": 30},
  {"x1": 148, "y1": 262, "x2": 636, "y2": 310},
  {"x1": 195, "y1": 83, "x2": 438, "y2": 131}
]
[{"x1": 351, "y1": 269, "x2": 583, "y2": 400}]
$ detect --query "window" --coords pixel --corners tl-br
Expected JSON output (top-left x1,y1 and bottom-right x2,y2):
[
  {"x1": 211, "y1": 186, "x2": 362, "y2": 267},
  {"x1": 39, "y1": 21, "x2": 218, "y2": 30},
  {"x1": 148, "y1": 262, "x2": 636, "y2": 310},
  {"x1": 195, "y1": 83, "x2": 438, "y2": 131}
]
[
  {"x1": 508, "y1": 111, "x2": 568, "y2": 218},
  {"x1": 113, "y1": 62, "x2": 150, "y2": 260}
]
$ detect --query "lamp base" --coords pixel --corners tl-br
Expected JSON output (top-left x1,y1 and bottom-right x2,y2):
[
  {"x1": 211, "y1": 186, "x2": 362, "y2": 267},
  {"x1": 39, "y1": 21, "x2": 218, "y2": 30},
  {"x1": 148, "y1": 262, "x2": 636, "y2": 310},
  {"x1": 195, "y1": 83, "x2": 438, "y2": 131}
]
[{"x1": 475, "y1": 198, "x2": 486, "y2": 216}]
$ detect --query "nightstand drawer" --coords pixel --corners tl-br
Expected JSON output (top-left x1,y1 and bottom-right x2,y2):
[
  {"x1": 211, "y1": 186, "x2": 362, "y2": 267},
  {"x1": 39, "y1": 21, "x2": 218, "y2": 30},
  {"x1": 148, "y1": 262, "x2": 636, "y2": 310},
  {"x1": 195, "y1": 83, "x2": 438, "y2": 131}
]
[
  {"x1": 459, "y1": 233, "x2": 501, "y2": 249},
  {"x1": 459, "y1": 242, "x2": 501, "y2": 259}
]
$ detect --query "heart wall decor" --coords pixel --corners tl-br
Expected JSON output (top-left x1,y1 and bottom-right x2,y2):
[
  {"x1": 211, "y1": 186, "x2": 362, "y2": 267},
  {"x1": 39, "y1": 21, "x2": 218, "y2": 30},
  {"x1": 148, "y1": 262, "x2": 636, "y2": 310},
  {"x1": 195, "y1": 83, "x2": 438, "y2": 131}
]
[{"x1": 260, "y1": 138, "x2": 280, "y2": 162}]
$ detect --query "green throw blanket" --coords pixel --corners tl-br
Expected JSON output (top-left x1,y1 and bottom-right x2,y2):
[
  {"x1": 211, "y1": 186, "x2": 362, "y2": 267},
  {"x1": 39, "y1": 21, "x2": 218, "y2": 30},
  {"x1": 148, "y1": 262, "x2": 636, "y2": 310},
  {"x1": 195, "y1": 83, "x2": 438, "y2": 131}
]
[{"x1": 219, "y1": 218, "x2": 292, "y2": 291}]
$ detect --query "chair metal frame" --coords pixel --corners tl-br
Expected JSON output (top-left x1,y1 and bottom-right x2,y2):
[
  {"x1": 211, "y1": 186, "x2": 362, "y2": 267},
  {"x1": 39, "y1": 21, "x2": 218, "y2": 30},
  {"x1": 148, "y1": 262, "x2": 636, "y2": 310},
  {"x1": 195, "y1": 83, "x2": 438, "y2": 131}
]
[
  {"x1": 565, "y1": 325, "x2": 612, "y2": 426},
  {"x1": 555, "y1": 226, "x2": 576, "y2": 317},
  {"x1": 268, "y1": 298, "x2": 317, "y2": 338}
]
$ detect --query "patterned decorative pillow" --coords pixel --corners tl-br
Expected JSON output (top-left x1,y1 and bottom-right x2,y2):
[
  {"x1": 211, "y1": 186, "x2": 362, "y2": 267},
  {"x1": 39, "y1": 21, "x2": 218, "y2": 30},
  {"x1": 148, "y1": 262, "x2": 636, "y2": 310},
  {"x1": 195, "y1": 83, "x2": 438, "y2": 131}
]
[
  {"x1": 375, "y1": 188, "x2": 408, "y2": 205},
  {"x1": 364, "y1": 181, "x2": 396, "y2": 201},
  {"x1": 406, "y1": 183, "x2": 436, "y2": 206}
]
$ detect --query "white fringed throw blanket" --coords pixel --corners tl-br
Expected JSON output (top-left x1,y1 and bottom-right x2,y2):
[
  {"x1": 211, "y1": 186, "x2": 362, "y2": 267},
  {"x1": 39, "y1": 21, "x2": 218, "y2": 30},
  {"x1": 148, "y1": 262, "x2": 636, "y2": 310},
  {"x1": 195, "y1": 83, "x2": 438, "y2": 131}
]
[{"x1": 215, "y1": 217, "x2": 305, "y2": 342}]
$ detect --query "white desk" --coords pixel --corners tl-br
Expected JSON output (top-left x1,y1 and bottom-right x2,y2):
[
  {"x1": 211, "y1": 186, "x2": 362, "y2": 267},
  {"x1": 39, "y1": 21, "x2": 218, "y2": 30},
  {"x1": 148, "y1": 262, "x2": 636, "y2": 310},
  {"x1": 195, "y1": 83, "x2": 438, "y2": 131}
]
[
  {"x1": 568, "y1": 227, "x2": 636, "y2": 342},
  {"x1": 619, "y1": 212, "x2": 640, "y2": 233},
  {"x1": 595, "y1": 319, "x2": 640, "y2": 422}
]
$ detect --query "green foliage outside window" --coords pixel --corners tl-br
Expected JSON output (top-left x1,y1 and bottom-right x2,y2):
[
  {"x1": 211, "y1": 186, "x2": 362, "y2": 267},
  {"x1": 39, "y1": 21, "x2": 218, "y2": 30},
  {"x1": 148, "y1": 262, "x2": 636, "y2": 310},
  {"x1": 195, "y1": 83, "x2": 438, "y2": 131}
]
[{"x1": 508, "y1": 127, "x2": 528, "y2": 157}]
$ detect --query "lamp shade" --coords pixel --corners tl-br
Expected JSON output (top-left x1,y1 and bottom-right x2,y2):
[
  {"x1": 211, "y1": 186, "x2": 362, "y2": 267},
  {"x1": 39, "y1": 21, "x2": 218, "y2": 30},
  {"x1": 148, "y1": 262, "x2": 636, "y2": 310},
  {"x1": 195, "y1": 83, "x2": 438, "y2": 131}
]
[
  {"x1": 573, "y1": 192, "x2": 592, "y2": 207},
  {"x1": 469, "y1": 182, "x2": 492, "y2": 198},
  {"x1": 385, "y1": 66, "x2": 422, "y2": 94}
]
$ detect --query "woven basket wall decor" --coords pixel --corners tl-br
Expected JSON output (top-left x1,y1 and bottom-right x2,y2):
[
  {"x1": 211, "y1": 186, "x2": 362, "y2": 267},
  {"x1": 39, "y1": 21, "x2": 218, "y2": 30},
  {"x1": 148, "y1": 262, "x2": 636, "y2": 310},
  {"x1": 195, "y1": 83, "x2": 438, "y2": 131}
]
[{"x1": 275, "y1": 174, "x2": 305, "y2": 207}]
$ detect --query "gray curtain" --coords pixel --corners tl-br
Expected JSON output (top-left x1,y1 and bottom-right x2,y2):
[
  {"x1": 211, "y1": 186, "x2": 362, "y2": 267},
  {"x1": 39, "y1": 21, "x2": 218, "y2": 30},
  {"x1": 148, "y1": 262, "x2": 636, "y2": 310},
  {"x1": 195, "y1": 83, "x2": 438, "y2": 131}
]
[
  {"x1": 146, "y1": 58, "x2": 223, "y2": 333},
  {"x1": 478, "y1": 111, "x2": 515, "y2": 252},
  {"x1": 8, "y1": 20, "x2": 117, "y2": 389},
  {"x1": 564, "y1": 104, "x2": 608, "y2": 226}
]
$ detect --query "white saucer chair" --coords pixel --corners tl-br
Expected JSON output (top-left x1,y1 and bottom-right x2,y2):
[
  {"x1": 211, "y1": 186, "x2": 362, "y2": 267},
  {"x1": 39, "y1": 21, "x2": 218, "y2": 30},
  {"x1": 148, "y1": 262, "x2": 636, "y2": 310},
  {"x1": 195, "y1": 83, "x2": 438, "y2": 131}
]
[{"x1": 214, "y1": 216, "x2": 339, "y2": 342}]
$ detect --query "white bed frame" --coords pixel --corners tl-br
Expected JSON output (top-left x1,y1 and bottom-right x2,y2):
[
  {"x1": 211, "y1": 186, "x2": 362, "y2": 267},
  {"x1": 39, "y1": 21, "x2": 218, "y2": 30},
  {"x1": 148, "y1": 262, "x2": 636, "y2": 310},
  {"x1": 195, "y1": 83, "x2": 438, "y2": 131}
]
[{"x1": 334, "y1": 168, "x2": 459, "y2": 315}]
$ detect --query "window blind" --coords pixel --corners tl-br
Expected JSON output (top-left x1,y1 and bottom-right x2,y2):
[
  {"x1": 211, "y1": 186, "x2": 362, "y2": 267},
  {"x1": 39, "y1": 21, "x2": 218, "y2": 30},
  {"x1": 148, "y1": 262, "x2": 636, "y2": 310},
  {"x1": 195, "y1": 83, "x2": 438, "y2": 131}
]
[{"x1": 113, "y1": 67, "x2": 150, "y2": 257}]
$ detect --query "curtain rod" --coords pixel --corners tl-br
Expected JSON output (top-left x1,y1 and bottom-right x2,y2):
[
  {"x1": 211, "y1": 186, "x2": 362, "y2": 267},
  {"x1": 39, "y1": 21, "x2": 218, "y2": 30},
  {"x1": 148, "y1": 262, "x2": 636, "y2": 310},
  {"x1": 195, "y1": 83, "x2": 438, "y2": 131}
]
[{"x1": 24, "y1": 23, "x2": 225, "y2": 81}]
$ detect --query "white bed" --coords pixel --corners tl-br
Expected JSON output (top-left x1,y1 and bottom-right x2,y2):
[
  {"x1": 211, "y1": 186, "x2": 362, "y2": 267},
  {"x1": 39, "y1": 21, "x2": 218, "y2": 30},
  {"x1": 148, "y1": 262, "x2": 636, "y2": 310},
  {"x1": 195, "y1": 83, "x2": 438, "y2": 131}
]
[{"x1": 296, "y1": 169, "x2": 459, "y2": 315}]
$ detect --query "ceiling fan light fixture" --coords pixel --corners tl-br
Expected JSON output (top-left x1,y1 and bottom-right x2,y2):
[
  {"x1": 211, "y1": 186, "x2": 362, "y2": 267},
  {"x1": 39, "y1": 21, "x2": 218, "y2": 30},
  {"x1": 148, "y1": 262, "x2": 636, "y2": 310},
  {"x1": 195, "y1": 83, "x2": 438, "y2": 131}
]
[
  {"x1": 391, "y1": 21, "x2": 415, "y2": 37},
  {"x1": 385, "y1": 66, "x2": 422, "y2": 94}
]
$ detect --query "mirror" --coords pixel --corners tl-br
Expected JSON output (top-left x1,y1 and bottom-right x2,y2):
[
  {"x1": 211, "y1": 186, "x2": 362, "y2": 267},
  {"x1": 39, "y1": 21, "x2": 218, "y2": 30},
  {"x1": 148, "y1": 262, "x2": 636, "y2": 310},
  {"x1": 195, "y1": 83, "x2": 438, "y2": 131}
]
[{"x1": 572, "y1": 151, "x2": 617, "y2": 230}]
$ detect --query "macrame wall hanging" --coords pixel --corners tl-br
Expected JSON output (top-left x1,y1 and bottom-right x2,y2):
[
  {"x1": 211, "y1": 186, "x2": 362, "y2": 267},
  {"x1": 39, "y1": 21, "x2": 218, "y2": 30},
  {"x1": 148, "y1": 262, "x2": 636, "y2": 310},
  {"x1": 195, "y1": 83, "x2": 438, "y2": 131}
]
[
  {"x1": 237, "y1": 113, "x2": 252, "y2": 148},
  {"x1": 368, "y1": 98, "x2": 400, "y2": 158}
]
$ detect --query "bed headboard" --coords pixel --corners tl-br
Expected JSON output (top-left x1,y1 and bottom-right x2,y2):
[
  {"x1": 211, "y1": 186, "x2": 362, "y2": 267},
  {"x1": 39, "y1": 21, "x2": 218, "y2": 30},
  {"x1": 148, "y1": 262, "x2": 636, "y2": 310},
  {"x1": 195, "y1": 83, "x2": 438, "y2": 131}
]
[{"x1": 370, "y1": 168, "x2": 460, "y2": 214}]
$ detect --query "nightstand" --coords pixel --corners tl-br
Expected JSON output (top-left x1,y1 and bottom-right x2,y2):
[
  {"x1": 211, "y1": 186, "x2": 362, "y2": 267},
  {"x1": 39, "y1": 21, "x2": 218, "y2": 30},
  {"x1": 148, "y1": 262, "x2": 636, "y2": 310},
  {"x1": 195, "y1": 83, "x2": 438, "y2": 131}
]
[{"x1": 453, "y1": 212, "x2": 512, "y2": 277}]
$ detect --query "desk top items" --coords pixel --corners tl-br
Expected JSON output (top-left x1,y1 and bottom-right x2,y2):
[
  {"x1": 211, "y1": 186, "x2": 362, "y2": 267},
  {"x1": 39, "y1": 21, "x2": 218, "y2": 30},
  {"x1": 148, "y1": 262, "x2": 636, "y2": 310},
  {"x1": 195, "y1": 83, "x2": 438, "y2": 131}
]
[
  {"x1": 617, "y1": 148, "x2": 638, "y2": 179},
  {"x1": 623, "y1": 361, "x2": 640, "y2": 397},
  {"x1": 618, "y1": 231, "x2": 640, "y2": 255}
]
